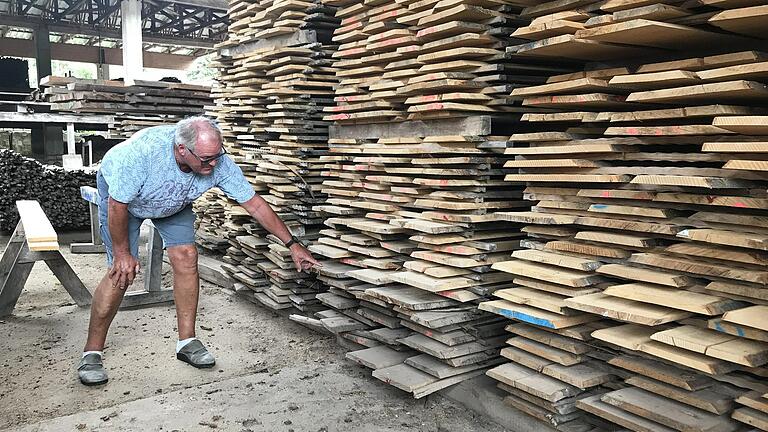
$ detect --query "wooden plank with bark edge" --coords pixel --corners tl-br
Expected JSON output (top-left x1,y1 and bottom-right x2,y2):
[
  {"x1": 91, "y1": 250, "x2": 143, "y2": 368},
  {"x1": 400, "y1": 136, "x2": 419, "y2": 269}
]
[
  {"x1": 601, "y1": 387, "x2": 741, "y2": 432},
  {"x1": 722, "y1": 306, "x2": 768, "y2": 332},
  {"x1": 479, "y1": 300, "x2": 600, "y2": 329},
  {"x1": 607, "y1": 355, "x2": 716, "y2": 391},
  {"x1": 603, "y1": 283, "x2": 744, "y2": 315},
  {"x1": 565, "y1": 293, "x2": 692, "y2": 326}
]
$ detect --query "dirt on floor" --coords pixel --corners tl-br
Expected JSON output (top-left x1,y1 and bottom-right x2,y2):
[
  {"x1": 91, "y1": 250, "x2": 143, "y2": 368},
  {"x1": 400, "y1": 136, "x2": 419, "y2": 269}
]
[{"x1": 0, "y1": 232, "x2": 510, "y2": 432}]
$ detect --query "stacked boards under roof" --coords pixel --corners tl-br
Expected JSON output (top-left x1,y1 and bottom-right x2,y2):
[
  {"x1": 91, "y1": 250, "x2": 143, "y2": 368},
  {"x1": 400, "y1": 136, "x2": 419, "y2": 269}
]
[
  {"x1": 478, "y1": 1, "x2": 768, "y2": 431},
  {"x1": 307, "y1": 0, "x2": 577, "y2": 399},
  {"x1": 207, "y1": 0, "x2": 340, "y2": 311},
  {"x1": 40, "y1": 76, "x2": 212, "y2": 139}
]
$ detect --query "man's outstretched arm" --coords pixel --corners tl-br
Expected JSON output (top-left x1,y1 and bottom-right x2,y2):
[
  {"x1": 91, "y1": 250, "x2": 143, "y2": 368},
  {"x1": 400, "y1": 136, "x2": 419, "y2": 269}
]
[{"x1": 240, "y1": 194, "x2": 321, "y2": 271}]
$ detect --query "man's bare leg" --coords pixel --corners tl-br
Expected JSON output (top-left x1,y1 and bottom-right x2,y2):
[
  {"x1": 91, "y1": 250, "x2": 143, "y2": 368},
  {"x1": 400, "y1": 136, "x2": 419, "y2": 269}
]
[
  {"x1": 84, "y1": 271, "x2": 128, "y2": 351},
  {"x1": 80, "y1": 270, "x2": 126, "y2": 385},
  {"x1": 167, "y1": 244, "x2": 215, "y2": 368},
  {"x1": 167, "y1": 244, "x2": 200, "y2": 340}
]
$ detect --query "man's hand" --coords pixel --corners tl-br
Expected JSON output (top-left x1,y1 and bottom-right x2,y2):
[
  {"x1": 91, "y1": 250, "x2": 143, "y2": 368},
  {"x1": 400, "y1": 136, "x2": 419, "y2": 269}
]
[
  {"x1": 109, "y1": 253, "x2": 140, "y2": 290},
  {"x1": 289, "y1": 244, "x2": 321, "y2": 272}
]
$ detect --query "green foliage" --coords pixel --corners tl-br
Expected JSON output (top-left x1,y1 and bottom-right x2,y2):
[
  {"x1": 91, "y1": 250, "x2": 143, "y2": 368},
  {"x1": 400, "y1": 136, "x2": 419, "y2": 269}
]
[
  {"x1": 52, "y1": 61, "x2": 96, "y2": 79},
  {"x1": 185, "y1": 54, "x2": 216, "y2": 84}
]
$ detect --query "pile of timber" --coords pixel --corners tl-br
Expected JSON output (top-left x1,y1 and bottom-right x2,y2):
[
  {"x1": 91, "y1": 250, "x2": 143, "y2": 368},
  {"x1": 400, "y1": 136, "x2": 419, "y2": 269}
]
[
  {"x1": 40, "y1": 76, "x2": 212, "y2": 139},
  {"x1": 208, "y1": 0, "x2": 340, "y2": 312},
  {"x1": 477, "y1": 1, "x2": 768, "y2": 431},
  {"x1": 0, "y1": 149, "x2": 95, "y2": 232},
  {"x1": 302, "y1": 0, "x2": 572, "y2": 398},
  {"x1": 321, "y1": 0, "x2": 573, "y2": 124},
  {"x1": 193, "y1": 189, "x2": 232, "y2": 253}
]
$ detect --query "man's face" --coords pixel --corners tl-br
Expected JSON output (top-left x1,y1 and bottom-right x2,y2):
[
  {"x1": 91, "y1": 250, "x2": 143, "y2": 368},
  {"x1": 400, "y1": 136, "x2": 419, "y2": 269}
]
[{"x1": 181, "y1": 131, "x2": 223, "y2": 176}]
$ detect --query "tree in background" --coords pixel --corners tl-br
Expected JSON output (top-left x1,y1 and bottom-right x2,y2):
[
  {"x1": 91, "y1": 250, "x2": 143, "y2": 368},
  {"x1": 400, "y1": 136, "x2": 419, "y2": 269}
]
[{"x1": 185, "y1": 53, "x2": 216, "y2": 85}]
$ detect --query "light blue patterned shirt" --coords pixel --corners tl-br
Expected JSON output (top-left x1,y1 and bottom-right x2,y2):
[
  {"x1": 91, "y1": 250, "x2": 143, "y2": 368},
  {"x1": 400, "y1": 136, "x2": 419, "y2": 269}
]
[{"x1": 99, "y1": 125, "x2": 255, "y2": 219}]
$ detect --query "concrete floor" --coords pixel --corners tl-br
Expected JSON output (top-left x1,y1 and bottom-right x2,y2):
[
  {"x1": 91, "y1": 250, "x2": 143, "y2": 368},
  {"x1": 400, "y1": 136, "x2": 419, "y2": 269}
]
[{"x1": 0, "y1": 232, "x2": 510, "y2": 432}]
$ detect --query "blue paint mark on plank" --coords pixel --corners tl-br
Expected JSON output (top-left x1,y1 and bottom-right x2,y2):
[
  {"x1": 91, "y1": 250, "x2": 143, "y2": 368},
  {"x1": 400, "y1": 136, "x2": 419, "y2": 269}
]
[{"x1": 499, "y1": 309, "x2": 555, "y2": 329}]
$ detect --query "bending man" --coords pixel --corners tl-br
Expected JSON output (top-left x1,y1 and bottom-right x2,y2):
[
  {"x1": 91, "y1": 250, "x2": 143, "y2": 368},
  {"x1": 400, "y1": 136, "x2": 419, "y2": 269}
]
[{"x1": 78, "y1": 116, "x2": 319, "y2": 386}]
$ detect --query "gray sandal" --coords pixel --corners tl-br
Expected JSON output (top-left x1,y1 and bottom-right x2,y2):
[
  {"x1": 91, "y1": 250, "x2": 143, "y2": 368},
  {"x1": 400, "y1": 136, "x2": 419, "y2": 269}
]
[
  {"x1": 78, "y1": 353, "x2": 108, "y2": 386},
  {"x1": 176, "y1": 339, "x2": 215, "y2": 368}
]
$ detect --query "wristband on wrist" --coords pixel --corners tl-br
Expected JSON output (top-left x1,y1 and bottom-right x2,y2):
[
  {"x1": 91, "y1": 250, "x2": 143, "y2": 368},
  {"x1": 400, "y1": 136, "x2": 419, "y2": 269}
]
[{"x1": 285, "y1": 235, "x2": 301, "y2": 248}]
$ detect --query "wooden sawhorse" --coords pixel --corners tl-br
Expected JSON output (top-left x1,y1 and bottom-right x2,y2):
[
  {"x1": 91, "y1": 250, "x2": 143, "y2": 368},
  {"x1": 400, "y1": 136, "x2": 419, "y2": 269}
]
[
  {"x1": 0, "y1": 201, "x2": 92, "y2": 316},
  {"x1": 70, "y1": 186, "x2": 106, "y2": 254}
]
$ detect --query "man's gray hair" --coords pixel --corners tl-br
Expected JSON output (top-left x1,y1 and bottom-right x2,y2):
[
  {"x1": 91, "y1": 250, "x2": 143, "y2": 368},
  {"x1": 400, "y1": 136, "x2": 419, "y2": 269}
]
[{"x1": 175, "y1": 116, "x2": 222, "y2": 151}]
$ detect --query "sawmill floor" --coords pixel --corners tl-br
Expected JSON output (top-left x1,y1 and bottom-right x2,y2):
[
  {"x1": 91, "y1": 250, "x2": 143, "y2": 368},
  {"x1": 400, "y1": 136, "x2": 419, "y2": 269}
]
[{"x1": 0, "y1": 232, "x2": 510, "y2": 432}]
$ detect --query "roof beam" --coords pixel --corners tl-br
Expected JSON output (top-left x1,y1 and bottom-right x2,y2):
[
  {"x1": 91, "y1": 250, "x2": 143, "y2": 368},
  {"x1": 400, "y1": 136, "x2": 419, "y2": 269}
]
[
  {"x1": 0, "y1": 15, "x2": 218, "y2": 48},
  {"x1": 162, "y1": 0, "x2": 226, "y2": 11},
  {"x1": 0, "y1": 36, "x2": 197, "y2": 69}
]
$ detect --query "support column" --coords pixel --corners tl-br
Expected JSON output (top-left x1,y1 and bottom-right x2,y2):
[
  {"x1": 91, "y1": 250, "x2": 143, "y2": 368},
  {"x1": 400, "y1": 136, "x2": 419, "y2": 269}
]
[
  {"x1": 121, "y1": 0, "x2": 144, "y2": 84},
  {"x1": 32, "y1": 26, "x2": 63, "y2": 164},
  {"x1": 96, "y1": 48, "x2": 110, "y2": 80},
  {"x1": 34, "y1": 26, "x2": 52, "y2": 80}
]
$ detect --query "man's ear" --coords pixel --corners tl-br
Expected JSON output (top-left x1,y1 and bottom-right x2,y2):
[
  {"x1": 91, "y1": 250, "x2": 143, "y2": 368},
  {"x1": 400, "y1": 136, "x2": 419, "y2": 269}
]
[{"x1": 177, "y1": 143, "x2": 185, "y2": 155}]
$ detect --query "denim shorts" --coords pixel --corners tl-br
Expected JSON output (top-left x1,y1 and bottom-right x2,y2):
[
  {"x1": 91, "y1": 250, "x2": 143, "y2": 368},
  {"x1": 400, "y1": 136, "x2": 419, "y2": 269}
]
[{"x1": 97, "y1": 172, "x2": 196, "y2": 266}]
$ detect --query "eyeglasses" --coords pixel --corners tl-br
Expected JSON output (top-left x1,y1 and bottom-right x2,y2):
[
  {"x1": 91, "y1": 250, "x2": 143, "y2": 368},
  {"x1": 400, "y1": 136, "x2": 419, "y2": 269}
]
[{"x1": 188, "y1": 146, "x2": 227, "y2": 167}]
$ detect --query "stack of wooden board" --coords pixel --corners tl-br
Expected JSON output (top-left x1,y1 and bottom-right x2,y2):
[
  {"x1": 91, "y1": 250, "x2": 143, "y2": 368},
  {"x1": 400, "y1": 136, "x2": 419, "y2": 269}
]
[
  {"x1": 207, "y1": 0, "x2": 341, "y2": 312},
  {"x1": 40, "y1": 76, "x2": 212, "y2": 139},
  {"x1": 480, "y1": 0, "x2": 768, "y2": 430},
  {"x1": 303, "y1": 0, "x2": 585, "y2": 399},
  {"x1": 220, "y1": 0, "x2": 339, "y2": 48},
  {"x1": 322, "y1": 0, "x2": 572, "y2": 124},
  {"x1": 193, "y1": 190, "x2": 231, "y2": 253},
  {"x1": 111, "y1": 114, "x2": 188, "y2": 139}
]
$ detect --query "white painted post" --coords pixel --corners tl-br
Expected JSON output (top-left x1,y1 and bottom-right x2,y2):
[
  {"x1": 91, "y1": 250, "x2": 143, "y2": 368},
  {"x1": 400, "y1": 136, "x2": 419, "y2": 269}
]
[
  {"x1": 66, "y1": 122, "x2": 76, "y2": 154},
  {"x1": 121, "y1": 0, "x2": 143, "y2": 85}
]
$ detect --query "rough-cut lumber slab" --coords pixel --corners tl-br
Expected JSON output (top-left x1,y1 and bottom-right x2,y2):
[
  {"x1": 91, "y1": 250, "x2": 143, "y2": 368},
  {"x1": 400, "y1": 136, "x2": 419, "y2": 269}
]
[
  {"x1": 510, "y1": 351, "x2": 614, "y2": 388},
  {"x1": 348, "y1": 268, "x2": 395, "y2": 285},
  {"x1": 577, "y1": 394, "x2": 677, "y2": 432},
  {"x1": 626, "y1": 376, "x2": 736, "y2": 415},
  {"x1": 713, "y1": 115, "x2": 768, "y2": 135},
  {"x1": 722, "y1": 306, "x2": 768, "y2": 332},
  {"x1": 732, "y1": 407, "x2": 768, "y2": 430},
  {"x1": 399, "y1": 334, "x2": 504, "y2": 360},
  {"x1": 602, "y1": 387, "x2": 741, "y2": 432},
  {"x1": 346, "y1": 346, "x2": 415, "y2": 369},
  {"x1": 405, "y1": 353, "x2": 503, "y2": 379},
  {"x1": 365, "y1": 286, "x2": 456, "y2": 310},
  {"x1": 603, "y1": 283, "x2": 743, "y2": 315},
  {"x1": 565, "y1": 293, "x2": 692, "y2": 325},
  {"x1": 708, "y1": 5, "x2": 768, "y2": 39},
  {"x1": 372, "y1": 363, "x2": 437, "y2": 392},
  {"x1": 479, "y1": 300, "x2": 600, "y2": 329},
  {"x1": 651, "y1": 325, "x2": 768, "y2": 367},
  {"x1": 597, "y1": 264, "x2": 694, "y2": 287},
  {"x1": 608, "y1": 355, "x2": 715, "y2": 391},
  {"x1": 512, "y1": 249, "x2": 602, "y2": 271},
  {"x1": 575, "y1": 19, "x2": 752, "y2": 50},
  {"x1": 494, "y1": 288, "x2": 574, "y2": 316},
  {"x1": 506, "y1": 323, "x2": 592, "y2": 355},
  {"x1": 735, "y1": 391, "x2": 768, "y2": 413},
  {"x1": 507, "y1": 337, "x2": 584, "y2": 367},
  {"x1": 592, "y1": 324, "x2": 655, "y2": 351},
  {"x1": 709, "y1": 318, "x2": 768, "y2": 343},
  {"x1": 641, "y1": 340, "x2": 738, "y2": 375},
  {"x1": 487, "y1": 362, "x2": 582, "y2": 403},
  {"x1": 511, "y1": 34, "x2": 664, "y2": 61},
  {"x1": 492, "y1": 259, "x2": 604, "y2": 287},
  {"x1": 626, "y1": 80, "x2": 768, "y2": 103},
  {"x1": 629, "y1": 253, "x2": 768, "y2": 285}
]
